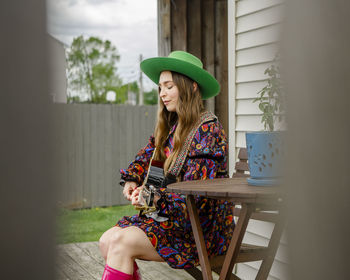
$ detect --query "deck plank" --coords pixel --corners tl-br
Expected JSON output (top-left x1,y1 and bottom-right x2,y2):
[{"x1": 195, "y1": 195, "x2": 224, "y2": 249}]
[
  {"x1": 77, "y1": 242, "x2": 105, "y2": 266},
  {"x1": 56, "y1": 241, "x2": 219, "y2": 280},
  {"x1": 57, "y1": 245, "x2": 96, "y2": 280},
  {"x1": 63, "y1": 243, "x2": 104, "y2": 279}
]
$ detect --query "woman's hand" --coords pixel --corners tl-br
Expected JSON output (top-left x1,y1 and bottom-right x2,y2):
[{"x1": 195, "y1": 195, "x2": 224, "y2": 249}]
[
  {"x1": 153, "y1": 192, "x2": 161, "y2": 205},
  {"x1": 123, "y1": 181, "x2": 138, "y2": 201},
  {"x1": 131, "y1": 186, "x2": 144, "y2": 206}
]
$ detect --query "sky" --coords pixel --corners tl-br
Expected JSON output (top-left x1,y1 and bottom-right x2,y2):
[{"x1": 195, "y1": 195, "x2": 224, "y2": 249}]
[{"x1": 47, "y1": 0, "x2": 158, "y2": 91}]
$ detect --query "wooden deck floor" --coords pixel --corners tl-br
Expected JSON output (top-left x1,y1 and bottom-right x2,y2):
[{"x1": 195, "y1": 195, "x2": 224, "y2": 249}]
[{"x1": 56, "y1": 241, "x2": 220, "y2": 280}]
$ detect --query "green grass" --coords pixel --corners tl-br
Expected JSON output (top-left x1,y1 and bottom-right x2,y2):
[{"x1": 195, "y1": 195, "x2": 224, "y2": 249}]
[{"x1": 56, "y1": 205, "x2": 138, "y2": 244}]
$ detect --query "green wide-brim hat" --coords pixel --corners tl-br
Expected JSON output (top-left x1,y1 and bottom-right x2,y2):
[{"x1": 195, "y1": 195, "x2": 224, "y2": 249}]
[{"x1": 140, "y1": 51, "x2": 220, "y2": 100}]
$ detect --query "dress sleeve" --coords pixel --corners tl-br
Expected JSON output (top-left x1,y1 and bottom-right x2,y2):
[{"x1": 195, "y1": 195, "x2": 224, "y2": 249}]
[
  {"x1": 182, "y1": 120, "x2": 228, "y2": 181},
  {"x1": 119, "y1": 135, "x2": 155, "y2": 186},
  {"x1": 156, "y1": 121, "x2": 228, "y2": 225}
]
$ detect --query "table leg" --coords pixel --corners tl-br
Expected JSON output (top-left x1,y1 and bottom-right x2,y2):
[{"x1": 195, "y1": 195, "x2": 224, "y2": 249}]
[
  {"x1": 255, "y1": 209, "x2": 285, "y2": 280},
  {"x1": 219, "y1": 203, "x2": 255, "y2": 280},
  {"x1": 186, "y1": 195, "x2": 213, "y2": 280}
]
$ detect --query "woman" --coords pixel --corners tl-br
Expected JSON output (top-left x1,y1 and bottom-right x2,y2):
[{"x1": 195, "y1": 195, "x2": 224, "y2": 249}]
[{"x1": 99, "y1": 51, "x2": 234, "y2": 280}]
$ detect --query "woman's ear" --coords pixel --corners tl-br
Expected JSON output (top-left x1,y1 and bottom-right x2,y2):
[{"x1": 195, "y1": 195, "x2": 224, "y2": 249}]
[{"x1": 193, "y1": 82, "x2": 198, "y2": 92}]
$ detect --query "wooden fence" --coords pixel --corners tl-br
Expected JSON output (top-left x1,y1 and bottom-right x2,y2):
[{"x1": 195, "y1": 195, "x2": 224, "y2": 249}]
[{"x1": 53, "y1": 104, "x2": 158, "y2": 209}]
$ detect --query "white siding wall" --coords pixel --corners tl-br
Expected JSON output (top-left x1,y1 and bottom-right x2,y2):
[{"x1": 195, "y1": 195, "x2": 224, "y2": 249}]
[
  {"x1": 48, "y1": 34, "x2": 68, "y2": 103},
  {"x1": 228, "y1": 0, "x2": 288, "y2": 279}
]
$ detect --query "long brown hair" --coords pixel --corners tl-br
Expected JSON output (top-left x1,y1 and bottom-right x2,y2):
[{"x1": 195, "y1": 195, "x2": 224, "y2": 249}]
[{"x1": 153, "y1": 71, "x2": 205, "y2": 173}]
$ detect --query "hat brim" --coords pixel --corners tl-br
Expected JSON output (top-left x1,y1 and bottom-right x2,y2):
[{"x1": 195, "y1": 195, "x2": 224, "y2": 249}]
[{"x1": 140, "y1": 57, "x2": 220, "y2": 100}]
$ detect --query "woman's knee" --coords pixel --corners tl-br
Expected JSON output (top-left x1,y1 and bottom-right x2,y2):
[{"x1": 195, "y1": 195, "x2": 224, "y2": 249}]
[
  {"x1": 108, "y1": 227, "x2": 148, "y2": 257},
  {"x1": 99, "y1": 227, "x2": 122, "y2": 258},
  {"x1": 107, "y1": 229, "x2": 132, "y2": 257}
]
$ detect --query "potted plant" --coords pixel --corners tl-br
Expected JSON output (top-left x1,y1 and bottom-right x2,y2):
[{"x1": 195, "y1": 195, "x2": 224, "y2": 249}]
[{"x1": 246, "y1": 57, "x2": 285, "y2": 186}]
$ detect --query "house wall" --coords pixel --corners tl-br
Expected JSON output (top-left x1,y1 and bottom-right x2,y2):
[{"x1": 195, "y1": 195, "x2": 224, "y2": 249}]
[
  {"x1": 228, "y1": 0, "x2": 288, "y2": 279},
  {"x1": 157, "y1": 0, "x2": 229, "y2": 143},
  {"x1": 47, "y1": 34, "x2": 67, "y2": 103}
]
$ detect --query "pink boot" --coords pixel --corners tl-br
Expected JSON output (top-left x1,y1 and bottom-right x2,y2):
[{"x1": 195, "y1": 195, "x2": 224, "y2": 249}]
[
  {"x1": 101, "y1": 264, "x2": 133, "y2": 280},
  {"x1": 133, "y1": 261, "x2": 141, "y2": 280}
]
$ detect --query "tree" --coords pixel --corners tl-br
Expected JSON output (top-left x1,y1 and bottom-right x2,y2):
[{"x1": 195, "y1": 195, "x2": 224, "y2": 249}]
[
  {"x1": 143, "y1": 88, "x2": 158, "y2": 105},
  {"x1": 114, "y1": 81, "x2": 139, "y2": 104},
  {"x1": 66, "y1": 36, "x2": 122, "y2": 103}
]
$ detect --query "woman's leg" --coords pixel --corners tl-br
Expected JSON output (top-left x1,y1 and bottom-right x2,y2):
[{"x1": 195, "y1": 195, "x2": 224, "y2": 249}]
[
  {"x1": 99, "y1": 226, "x2": 123, "y2": 261},
  {"x1": 106, "y1": 226, "x2": 164, "y2": 275}
]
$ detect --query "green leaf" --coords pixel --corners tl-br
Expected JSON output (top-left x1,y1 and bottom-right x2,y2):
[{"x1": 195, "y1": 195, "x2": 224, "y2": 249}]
[{"x1": 252, "y1": 56, "x2": 285, "y2": 131}]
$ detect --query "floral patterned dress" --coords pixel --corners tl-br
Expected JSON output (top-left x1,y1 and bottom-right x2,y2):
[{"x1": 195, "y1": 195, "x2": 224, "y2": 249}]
[{"x1": 117, "y1": 118, "x2": 234, "y2": 269}]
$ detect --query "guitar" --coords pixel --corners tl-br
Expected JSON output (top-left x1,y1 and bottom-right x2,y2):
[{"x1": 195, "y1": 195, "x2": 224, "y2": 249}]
[{"x1": 134, "y1": 148, "x2": 170, "y2": 221}]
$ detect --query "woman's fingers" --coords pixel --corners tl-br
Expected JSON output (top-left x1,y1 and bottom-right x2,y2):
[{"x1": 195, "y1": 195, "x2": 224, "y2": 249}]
[
  {"x1": 131, "y1": 187, "x2": 143, "y2": 206},
  {"x1": 130, "y1": 189, "x2": 138, "y2": 200},
  {"x1": 123, "y1": 182, "x2": 138, "y2": 201},
  {"x1": 131, "y1": 193, "x2": 141, "y2": 206},
  {"x1": 122, "y1": 186, "x2": 131, "y2": 200},
  {"x1": 131, "y1": 196, "x2": 139, "y2": 206}
]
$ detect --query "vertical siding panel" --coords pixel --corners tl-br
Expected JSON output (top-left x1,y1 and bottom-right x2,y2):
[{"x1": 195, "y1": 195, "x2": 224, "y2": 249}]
[
  {"x1": 187, "y1": 0, "x2": 202, "y2": 58},
  {"x1": 97, "y1": 104, "x2": 105, "y2": 206},
  {"x1": 119, "y1": 105, "x2": 128, "y2": 205},
  {"x1": 111, "y1": 105, "x2": 121, "y2": 205},
  {"x1": 139, "y1": 107, "x2": 145, "y2": 150},
  {"x1": 139, "y1": 106, "x2": 146, "y2": 149},
  {"x1": 142, "y1": 106, "x2": 149, "y2": 147},
  {"x1": 125, "y1": 105, "x2": 134, "y2": 165},
  {"x1": 152, "y1": 105, "x2": 157, "y2": 131},
  {"x1": 171, "y1": 0, "x2": 187, "y2": 51},
  {"x1": 67, "y1": 105, "x2": 74, "y2": 207},
  {"x1": 135, "y1": 107, "x2": 142, "y2": 162},
  {"x1": 134, "y1": 106, "x2": 141, "y2": 152},
  {"x1": 202, "y1": 0, "x2": 215, "y2": 113},
  {"x1": 64, "y1": 105, "x2": 69, "y2": 206},
  {"x1": 215, "y1": 0, "x2": 229, "y2": 137},
  {"x1": 144, "y1": 106, "x2": 150, "y2": 138},
  {"x1": 157, "y1": 0, "x2": 171, "y2": 56},
  {"x1": 76, "y1": 104, "x2": 83, "y2": 208},
  {"x1": 66, "y1": 105, "x2": 71, "y2": 206},
  {"x1": 82, "y1": 104, "x2": 91, "y2": 208},
  {"x1": 90, "y1": 104, "x2": 98, "y2": 207},
  {"x1": 73, "y1": 104, "x2": 80, "y2": 207},
  {"x1": 56, "y1": 105, "x2": 63, "y2": 206},
  {"x1": 104, "y1": 105, "x2": 112, "y2": 206},
  {"x1": 56, "y1": 104, "x2": 66, "y2": 206},
  {"x1": 73, "y1": 105, "x2": 78, "y2": 207},
  {"x1": 146, "y1": 106, "x2": 153, "y2": 139},
  {"x1": 228, "y1": 0, "x2": 237, "y2": 175}
]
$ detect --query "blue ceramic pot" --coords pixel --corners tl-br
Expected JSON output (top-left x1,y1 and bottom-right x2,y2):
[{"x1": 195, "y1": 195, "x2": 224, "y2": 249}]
[{"x1": 245, "y1": 131, "x2": 284, "y2": 186}]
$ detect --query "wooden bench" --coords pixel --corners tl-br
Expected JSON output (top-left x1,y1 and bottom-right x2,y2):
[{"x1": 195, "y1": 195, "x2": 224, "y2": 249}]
[{"x1": 182, "y1": 148, "x2": 284, "y2": 280}]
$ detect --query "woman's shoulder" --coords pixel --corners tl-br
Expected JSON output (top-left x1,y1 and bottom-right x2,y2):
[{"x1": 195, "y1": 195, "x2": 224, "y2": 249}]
[
  {"x1": 188, "y1": 119, "x2": 227, "y2": 156},
  {"x1": 198, "y1": 119, "x2": 225, "y2": 136},
  {"x1": 197, "y1": 111, "x2": 225, "y2": 134}
]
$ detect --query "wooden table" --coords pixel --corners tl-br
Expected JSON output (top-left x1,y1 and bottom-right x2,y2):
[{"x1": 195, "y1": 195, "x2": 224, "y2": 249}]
[{"x1": 167, "y1": 177, "x2": 283, "y2": 280}]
